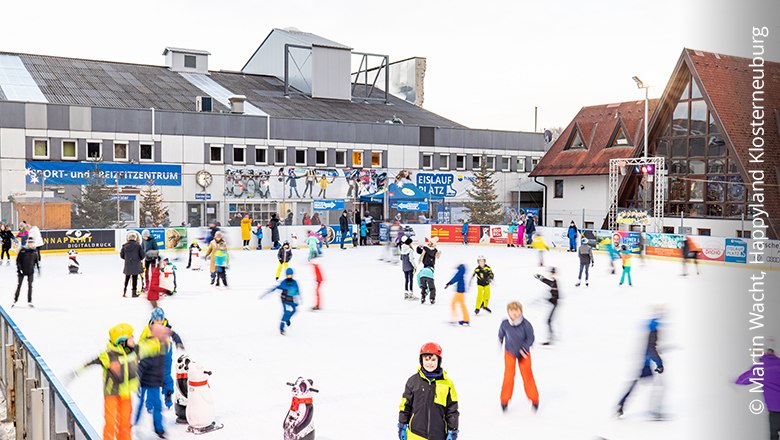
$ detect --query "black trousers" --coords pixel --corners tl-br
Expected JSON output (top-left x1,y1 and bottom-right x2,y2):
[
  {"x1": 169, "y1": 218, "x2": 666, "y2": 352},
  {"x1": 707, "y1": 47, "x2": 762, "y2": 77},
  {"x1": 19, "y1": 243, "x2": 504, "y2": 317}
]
[
  {"x1": 14, "y1": 273, "x2": 33, "y2": 302},
  {"x1": 1, "y1": 247, "x2": 10, "y2": 260},
  {"x1": 547, "y1": 301, "x2": 558, "y2": 340},
  {"x1": 404, "y1": 270, "x2": 414, "y2": 291},
  {"x1": 124, "y1": 274, "x2": 138, "y2": 292},
  {"x1": 144, "y1": 259, "x2": 156, "y2": 285},
  {"x1": 420, "y1": 276, "x2": 436, "y2": 301},
  {"x1": 770, "y1": 411, "x2": 780, "y2": 440},
  {"x1": 243, "y1": 239, "x2": 250, "y2": 247},
  {"x1": 216, "y1": 267, "x2": 228, "y2": 286}
]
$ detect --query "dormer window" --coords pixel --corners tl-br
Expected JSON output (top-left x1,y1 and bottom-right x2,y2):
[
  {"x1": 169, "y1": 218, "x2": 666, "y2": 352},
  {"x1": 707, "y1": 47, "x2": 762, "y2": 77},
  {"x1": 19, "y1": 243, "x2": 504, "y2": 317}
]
[
  {"x1": 184, "y1": 55, "x2": 197, "y2": 69},
  {"x1": 610, "y1": 124, "x2": 632, "y2": 147},
  {"x1": 163, "y1": 47, "x2": 210, "y2": 74},
  {"x1": 564, "y1": 126, "x2": 587, "y2": 150}
]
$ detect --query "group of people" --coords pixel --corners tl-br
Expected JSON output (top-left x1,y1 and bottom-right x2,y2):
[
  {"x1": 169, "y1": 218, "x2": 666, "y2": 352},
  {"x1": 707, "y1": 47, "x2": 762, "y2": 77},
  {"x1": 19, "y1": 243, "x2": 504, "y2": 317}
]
[{"x1": 120, "y1": 230, "x2": 178, "y2": 304}]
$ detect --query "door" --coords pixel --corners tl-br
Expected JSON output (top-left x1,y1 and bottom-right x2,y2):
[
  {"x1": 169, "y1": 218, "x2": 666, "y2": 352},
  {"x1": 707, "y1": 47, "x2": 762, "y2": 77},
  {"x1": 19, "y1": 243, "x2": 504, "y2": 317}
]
[{"x1": 187, "y1": 203, "x2": 203, "y2": 227}]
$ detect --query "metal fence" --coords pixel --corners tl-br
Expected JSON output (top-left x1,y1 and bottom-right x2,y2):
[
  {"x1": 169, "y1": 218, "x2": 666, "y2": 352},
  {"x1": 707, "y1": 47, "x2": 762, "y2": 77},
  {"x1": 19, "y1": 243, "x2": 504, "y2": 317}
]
[{"x1": 0, "y1": 306, "x2": 99, "y2": 440}]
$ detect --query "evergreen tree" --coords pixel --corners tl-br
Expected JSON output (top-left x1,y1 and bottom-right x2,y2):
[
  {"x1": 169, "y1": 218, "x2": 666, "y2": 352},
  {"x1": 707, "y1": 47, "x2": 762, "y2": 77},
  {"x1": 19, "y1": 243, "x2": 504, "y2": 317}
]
[
  {"x1": 139, "y1": 185, "x2": 167, "y2": 227},
  {"x1": 464, "y1": 154, "x2": 504, "y2": 224},
  {"x1": 72, "y1": 165, "x2": 119, "y2": 228}
]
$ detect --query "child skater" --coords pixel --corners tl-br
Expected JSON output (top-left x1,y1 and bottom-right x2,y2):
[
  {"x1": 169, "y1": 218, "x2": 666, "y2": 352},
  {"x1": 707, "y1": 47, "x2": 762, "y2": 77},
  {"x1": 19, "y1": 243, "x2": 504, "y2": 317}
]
[
  {"x1": 310, "y1": 260, "x2": 324, "y2": 311},
  {"x1": 146, "y1": 259, "x2": 165, "y2": 308},
  {"x1": 533, "y1": 267, "x2": 559, "y2": 345},
  {"x1": 444, "y1": 264, "x2": 470, "y2": 326},
  {"x1": 399, "y1": 236, "x2": 418, "y2": 301},
  {"x1": 136, "y1": 308, "x2": 184, "y2": 418},
  {"x1": 306, "y1": 231, "x2": 319, "y2": 261},
  {"x1": 417, "y1": 266, "x2": 436, "y2": 305},
  {"x1": 576, "y1": 237, "x2": 594, "y2": 287},
  {"x1": 213, "y1": 241, "x2": 229, "y2": 287},
  {"x1": 261, "y1": 268, "x2": 301, "y2": 335},
  {"x1": 619, "y1": 244, "x2": 633, "y2": 286},
  {"x1": 529, "y1": 233, "x2": 549, "y2": 267},
  {"x1": 471, "y1": 255, "x2": 494, "y2": 314},
  {"x1": 134, "y1": 317, "x2": 172, "y2": 439},
  {"x1": 498, "y1": 302, "x2": 539, "y2": 413},
  {"x1": 254, "y1": 223, "x2": 264, "y2": 250},
  {"x1": 397, "y1": 342, "x2": 460, "y2": 440},
  {"x1": 276, "y1": 240, "x2": 293, "y2": 280}
]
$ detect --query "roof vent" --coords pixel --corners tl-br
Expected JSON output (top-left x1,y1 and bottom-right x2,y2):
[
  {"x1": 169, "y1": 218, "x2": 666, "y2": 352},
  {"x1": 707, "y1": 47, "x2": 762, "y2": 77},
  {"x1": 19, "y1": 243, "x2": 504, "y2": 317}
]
[
  {"x1": 228, "y1": 95, "x2": 246, "y2": 114},
  {"x1": 163, "y1": 47, "x2": 210, "y2": 74}
]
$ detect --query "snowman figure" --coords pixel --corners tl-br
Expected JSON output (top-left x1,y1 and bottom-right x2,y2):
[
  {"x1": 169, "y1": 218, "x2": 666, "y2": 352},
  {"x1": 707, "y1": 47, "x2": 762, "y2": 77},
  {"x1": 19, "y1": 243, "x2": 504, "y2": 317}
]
[
  {"x1": 186, "y1": 361, "x2": 224, "y2": 434},
  {"x1": 283, "y1": 377, "x2": 318, "y2": 440}
]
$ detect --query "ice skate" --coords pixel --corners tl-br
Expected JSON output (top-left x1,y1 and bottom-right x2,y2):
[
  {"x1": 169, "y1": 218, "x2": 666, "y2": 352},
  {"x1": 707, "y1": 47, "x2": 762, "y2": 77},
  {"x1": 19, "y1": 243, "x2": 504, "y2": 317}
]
[
  {"x1": 616, "y1": 405, "x2": 624, "y2": 418},
  {"x1": 474, "y1": 308, "x2": 480, "y2": 315},
  {"x1": 532, "y1": 402, "x2": 539, "y2": 412},
  {"x1": 430, "y1": 299, "x2": 435, "y2": 305},
  {"x1": 11, "y1": 301, "x2": 16, "y2": 308},
  {"x1": 482, "y1": 306, "x2": 492, "y2": 313},
  {"x1": 421, "y1": 296, "x2": 426, "y2": 304},
  {"x1": 28, "y1": 302, "x2": 34, "y2": 308},
  {"x1": 575, "y1": 281, "x2": 581, "y2": 287},
  {"x1": 501, "y1": 403, "x2": 508, "y2": 412}
]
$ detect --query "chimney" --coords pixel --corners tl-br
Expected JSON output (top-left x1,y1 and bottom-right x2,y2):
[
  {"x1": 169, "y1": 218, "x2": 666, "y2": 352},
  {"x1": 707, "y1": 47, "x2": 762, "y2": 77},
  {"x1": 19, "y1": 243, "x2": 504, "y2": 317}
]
[{"x1": 228, "y1": 95, "x2": 246, "y2": 114}]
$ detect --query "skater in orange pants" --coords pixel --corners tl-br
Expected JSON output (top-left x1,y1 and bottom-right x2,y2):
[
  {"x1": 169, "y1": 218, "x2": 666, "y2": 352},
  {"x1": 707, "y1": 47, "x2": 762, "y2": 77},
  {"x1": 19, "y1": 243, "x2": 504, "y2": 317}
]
[
  {"x1": 103, "y1": 396, "x2": 133, "y2": 440},
  {"x1": 445, "y1": 264, "x2": 470, "y2": 325},
  {"x1": 498, "y1": 301, "x2": 539, "y2": 411}
]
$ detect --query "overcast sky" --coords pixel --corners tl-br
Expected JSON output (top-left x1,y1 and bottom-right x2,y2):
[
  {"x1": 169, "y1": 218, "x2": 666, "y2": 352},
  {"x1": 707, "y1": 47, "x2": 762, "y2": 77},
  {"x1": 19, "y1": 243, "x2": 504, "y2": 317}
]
[{"x1": 2, "y1": 0, "x2": 777, "y2": 132}]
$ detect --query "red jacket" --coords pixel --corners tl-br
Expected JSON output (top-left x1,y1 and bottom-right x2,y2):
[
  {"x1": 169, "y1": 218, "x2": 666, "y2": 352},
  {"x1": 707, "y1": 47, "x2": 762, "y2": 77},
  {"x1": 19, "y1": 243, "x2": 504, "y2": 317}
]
[{"x1": 312, "y1": 263, "x2": 324, "y2": 282}]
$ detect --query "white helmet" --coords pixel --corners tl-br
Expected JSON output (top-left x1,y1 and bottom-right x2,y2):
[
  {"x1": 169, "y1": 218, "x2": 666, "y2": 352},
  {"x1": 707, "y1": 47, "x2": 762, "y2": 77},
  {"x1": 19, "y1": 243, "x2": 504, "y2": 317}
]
[{"x1": 477, "y1": 255, "x2": 486, "y2": 261}]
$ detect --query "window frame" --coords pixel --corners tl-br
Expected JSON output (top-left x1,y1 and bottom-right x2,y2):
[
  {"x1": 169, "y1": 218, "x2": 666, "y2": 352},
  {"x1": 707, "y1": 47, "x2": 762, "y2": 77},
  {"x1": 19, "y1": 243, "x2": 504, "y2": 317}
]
[
  {"x1": 439, "y1": 154, "x2": 450, "y2": 171},
  {"x1": 456, "y1": 154, "x2": 466, "y2": 171},
  {"x1": 232, "y1": 145, "x2": 246, "y2": 165},
  {"x1": 315, "y1": 149, "x2": 327, "y2": 167},
  {"x1": 421, "y1": 153, "x2": 433, "y2": 170},
  {"x1": 531, "y1": 157, "x2": 541, "y2": 171},
  {"x1": 517, "y1": 156, "x2": 527, "y2": 172},
  {"x1": 371, "y1": 151, "x2": 382, "y2": 168},
  {"x1": 184, "y1": 55, "x2": 197, "y2": 69},
  {"x1": 208, "y1": 144, "x2": 223, "y2": 164},
  {"x1": 352, "y1": 151, "x2": 364, "y2": 168},
  {"x1": 274, "y1": 147, "x2": 287, "y2": 166},
  {"x1": 295, "y1": 148, "x2": 307, "y2": 166},
  {"x1": 501, "y1": 156, "x2": 511, "y2": 172},
  {"x1": 113, "y1": 142, "x2": 128, "y2": 162},
  {"x1": 554, "y1": 179, "x2": 564, "y2": 198},
  {"x1": 471, "y1": 155, "x2": 482, "y2": 169},
  {"x1": 139, "y1": 142, "x2": 154, "y2": 162},
  {"x1": 86, "y1": 140, "x2": 102, "y2": 160},
  {"x1": 255, "y1": 146, "x2": 268, "y2": 165},
  {"x1": 335, "y1": 150, "x2": 347, "y2": 167},
  {"x1": 32, "y1": 139, "x2": 49, "y2": 159},
  {"x1": 486, "y1": 155, "x2": 496, "y2": 171},
  {"x1": 61, "y1": 139, "x2": 78, "y2": 161}
]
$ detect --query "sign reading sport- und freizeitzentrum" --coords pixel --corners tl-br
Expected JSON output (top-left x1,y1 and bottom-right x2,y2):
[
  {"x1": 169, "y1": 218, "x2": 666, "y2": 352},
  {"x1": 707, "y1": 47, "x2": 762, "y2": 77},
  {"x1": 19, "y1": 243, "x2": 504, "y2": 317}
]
[{"x1": 25, "y1": 162, "x2": 182, "y2": 186}]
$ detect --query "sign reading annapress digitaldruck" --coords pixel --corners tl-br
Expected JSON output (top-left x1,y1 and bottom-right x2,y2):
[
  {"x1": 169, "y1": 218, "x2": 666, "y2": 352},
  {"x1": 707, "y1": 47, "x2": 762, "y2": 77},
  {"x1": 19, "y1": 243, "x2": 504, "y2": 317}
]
[{"x1": 26, "y1": 162, "x2": 182, "y2": 186}]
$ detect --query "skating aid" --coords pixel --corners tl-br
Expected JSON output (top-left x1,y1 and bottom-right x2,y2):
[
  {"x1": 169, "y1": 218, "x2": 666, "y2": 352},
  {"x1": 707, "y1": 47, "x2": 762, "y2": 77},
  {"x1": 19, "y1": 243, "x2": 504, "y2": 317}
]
[{"x1": 284, "y1": 377, "x2": 318, "y2": 440}]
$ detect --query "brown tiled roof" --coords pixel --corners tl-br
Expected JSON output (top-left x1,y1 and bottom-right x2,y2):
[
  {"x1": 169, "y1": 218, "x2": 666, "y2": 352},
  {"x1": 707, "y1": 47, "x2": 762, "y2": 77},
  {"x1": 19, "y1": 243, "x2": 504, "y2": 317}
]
[
  {"x1": 530, "y1": 99, "x2": 659, "y2": 177},
  {"x1": 684, "y1": 49, "x2": 780, "y2": 238}
]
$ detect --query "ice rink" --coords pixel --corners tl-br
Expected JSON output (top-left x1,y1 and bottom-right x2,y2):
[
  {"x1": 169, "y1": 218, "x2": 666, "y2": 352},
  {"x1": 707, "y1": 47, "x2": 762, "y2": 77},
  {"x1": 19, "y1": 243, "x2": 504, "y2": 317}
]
[{"x1": 4, "y1": 241, "x2": 776, "y2": 440}]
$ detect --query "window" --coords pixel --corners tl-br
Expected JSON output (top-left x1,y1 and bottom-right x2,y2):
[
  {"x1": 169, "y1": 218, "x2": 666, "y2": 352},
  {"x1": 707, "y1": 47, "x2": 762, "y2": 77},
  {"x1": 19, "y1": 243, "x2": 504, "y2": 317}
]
[
  {"x1": 233, "y1": 145, "x2": 245, "y2": 164},
  {"x1": 315, "y1": 150, "x2": 327, "y2": 166},
  {"x1": 274, "y1": 148, "x2": 286, "y2": 165},
  {"x1": 113, "y1": 142, "x2": 128, "y2": 161},
  {"x1": 62, "y1": 140, "x2": 77, "y2": 160},
  {"x1": 184, "y1": 55, "x2": 196, "y2": 68},
  {"x1": 371, "y1": 152, "x2": 382, "y2": 167},
  {"x1": 486, "y1": 156, "x2": 496, "y2": 171},
  {"x1": 33, "y1": 139, "x2": 49, "y2": 159},
  {"x1": 456, "y1": 154, "x2": 466, "y2": 170},
  {"x1": 471, "y1": 155, "x2": 482, "y2": 169},
  {"x1": 335, "y1": 150, "x2": 347, "y2": 167},
  {"x1": 140, "y1": 143, "x2": 154, "y2": 161},
  {"x1": 517, "y1": 156, "x2": 526, "y2": 172},
  {"x1": 531, "y1": 157, "x2": 540, "y2": 170},
  {"x1": 255, "y1": 147, "x2": 267, "y2": 164},
  {"x1": 440, "y1": 155, "x2": 450, "y2": 171},
  {"x1": 422, "y1": 153, "x2": 433, "y2": 170},
  {"x1": 501, "y1": 156, "x2": 510, "y2": 172},
  {"x1": 554, "y1": 179, "x2": 564, "y2": 198},
  {"x1": 697, "y1": 228, "x2": 711, "y2": 236},
  {"x1": 584, "y1": 222, "x2": 594, "y2": 229},
  {"x1": 564, "y1": 127, "x2": 586, "y2": 150},
  {"x1": 352, "y1": 151, "x2": 364, "y2": 167},
  {"x1": 295, "y1": 149, "x2": 307, "y2": 166},
  {"x1": 663, "y1": 226, "x2": 675, "y2": 234},
  {"x1": 554, "y1": 220, "x2": 563, "y2": 227},
  {"x1": 736, "y1": 230, "x2": 752, "y2": 238},
  {"x1": 209, "y1": 144, "x2": 223, "y2": 163},
  {"x1": 87, "y1": 141, "x2": 101, "y2": 159},
  {"x1": 610, "y1": 126, "x2": 631, "y2": 147}
]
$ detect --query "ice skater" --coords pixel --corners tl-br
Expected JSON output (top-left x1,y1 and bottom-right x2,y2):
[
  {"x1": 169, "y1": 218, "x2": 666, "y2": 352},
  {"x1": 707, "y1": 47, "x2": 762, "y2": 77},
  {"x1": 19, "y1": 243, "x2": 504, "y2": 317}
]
[
  {"x1": 681, "y1": 235, "x2": 700, "y2": 276},
  {"x1": 417, "y1": 266, "x2": 436, "y2": 305},
  {"x1": 310, "y1": 261, "x2": 324, "y2": 311},
  {"x1": 276, "y1": 240, "x2": 293, "y2": 280},
  {"x1": 619, "y1": 245, "x2": 633, "y2": 287},
  {"x1": 529, "y1": 233, "x2": 549, "y2": 266},
  {"x1": 0, "y1": 223, "x2": 14, "y2": 265},
  {"x1": 417, "y1": 237, "x2": 441, "y2": 269},
  {"x1": 576, "y1": 237, "x2": 594, "y2": 287},
  {"x1": 261, "y1": 268, "x2": 301, "y2": 335},
  {"x1": 13, "y1": 240, "x2": 38, "y2": 307},
  {"x1": 605, "y1": 237, "x2": 621, "y2": 275},
  {"x1": 736, "y1": 348, "x2": 779, "y2": 439},
  {"x1": 567, "y1": 221, "x2": 579, "y2": 252},
  {"x1": 204, "y1": 232, "x2": 227, "y2": 285},
  {"x1": 461, "y1": 220, "x2": 469, "y2": 245},
  {"x1": 498, "y1": 301, "x2": 539, "y2": 412},
  {"x1": 121, "y1": 231, "x2": 143, "y2": 298},
  {"x1": 135, "y1": 317, "x2": 172, "y2": 438},
  {"x1": 254, "y1": 223, "x2": 264, "y2": 250},
  {"x1": 617, "y1": 313, "x2": 665, "y2": 419},
  {"x1": 444, "y1": 264, "x2": 469, "y2": 326},
  {"x1": 471, "y1": 255, "x2": 494, "y2": 314},
  {"x1": 399, "y1": 236, "x2": 418, "y2": 300},
  {"x1": 534, "y1": 268, "x2": 559, "y2": 345},
  {"x1": 306, "y1": 232, "x2": 319, "y2": 261},
  {"x1": 141, "y1": 230, "x2": 160, "y2": 290},
  {"x1": 397, "y1": 342, "x2": 459, "y2": 440},
  {"x1": 213, "y1": 242, "x2": 229, "y2": 287}
]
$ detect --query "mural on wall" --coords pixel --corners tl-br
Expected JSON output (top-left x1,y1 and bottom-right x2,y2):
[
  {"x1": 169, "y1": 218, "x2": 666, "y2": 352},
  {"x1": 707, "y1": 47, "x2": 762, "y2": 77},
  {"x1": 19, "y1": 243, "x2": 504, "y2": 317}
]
[{"x1": 224, "y1": 166, "x2": 389, "y2": 200}]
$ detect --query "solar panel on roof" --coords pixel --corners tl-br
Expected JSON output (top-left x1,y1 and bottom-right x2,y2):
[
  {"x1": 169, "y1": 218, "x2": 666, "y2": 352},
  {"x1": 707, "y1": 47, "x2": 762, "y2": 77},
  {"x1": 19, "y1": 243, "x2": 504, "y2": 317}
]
[{"x1": 0, "y1": 55, "x2": 49, "y2": 102}]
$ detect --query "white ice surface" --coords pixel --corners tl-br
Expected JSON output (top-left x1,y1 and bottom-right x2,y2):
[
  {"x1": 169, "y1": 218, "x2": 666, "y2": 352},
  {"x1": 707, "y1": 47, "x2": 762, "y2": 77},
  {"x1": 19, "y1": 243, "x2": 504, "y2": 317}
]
[{"x1": 3, "y1": 243, "x2": 771, "y2": 440}]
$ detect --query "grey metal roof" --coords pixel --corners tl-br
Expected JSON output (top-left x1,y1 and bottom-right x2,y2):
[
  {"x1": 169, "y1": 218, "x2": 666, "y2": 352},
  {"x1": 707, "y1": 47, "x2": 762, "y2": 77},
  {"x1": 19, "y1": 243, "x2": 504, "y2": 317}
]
[
  {"x1": 162, "y1": 47, "x2": 211, "y2": 56},
  {"x1": 273, "y1": 28, "x2": 352, "y2": 50},
  {"x1": 0, "y1": 51, "x2": 464, "y2": 127}
]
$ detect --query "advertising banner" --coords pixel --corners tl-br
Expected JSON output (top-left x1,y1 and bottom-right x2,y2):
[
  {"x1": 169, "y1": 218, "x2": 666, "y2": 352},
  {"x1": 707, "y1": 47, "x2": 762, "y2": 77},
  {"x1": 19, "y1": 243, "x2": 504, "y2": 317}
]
[
  {"x1": 26, "y1": 162, "x2": 182, "y2": 186},
  {"x1": 616, "y1": 208, "x2": 651, "y2": 226},
  {"x1": 689, "y1": 236, "x2": 726, "y2": 261},
  {"x1": 41, "y1": 229, "x2": 116, "y2": 251},
  {"x1": 133, "y1": 228, "x2": 166, "y2": 250},
  {"x1": 313, "y1": 199, "x2": 345, "y2": 211},
  {"x1": 431, "y1": 224, "x2": 479, "y2": 243},
  {"x1": 646, "y1": 233, "x2": 684, "y2": 258},
  {"x1": 393, "y1": 201, "x2": 429, "y2": 212},
  {"x1": 415, "y1": 172, "x2": 476, "y2": 200},
  {"x1": 165, "y1": 228, "x2": 188, "y2": 250},
  {"x1": 724, "y1": 238, "x2": 748, "y2": 264},
  {"x1": 329, "y1": 224, "x2": 353, "y2": 245}
]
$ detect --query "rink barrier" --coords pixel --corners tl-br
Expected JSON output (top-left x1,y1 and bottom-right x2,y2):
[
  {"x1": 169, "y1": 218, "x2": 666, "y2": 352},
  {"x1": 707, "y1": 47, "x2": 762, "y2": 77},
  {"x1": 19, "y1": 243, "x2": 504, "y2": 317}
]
[{"x1": 0, "y1": 306, "x2": 100, "y2": 440}]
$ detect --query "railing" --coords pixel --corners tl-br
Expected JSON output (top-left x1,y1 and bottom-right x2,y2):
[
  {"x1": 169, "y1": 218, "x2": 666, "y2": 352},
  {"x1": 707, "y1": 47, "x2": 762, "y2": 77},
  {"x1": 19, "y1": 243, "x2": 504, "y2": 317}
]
[{"x1": 0, "y1": 306, "x2": 100, "y2": 440}]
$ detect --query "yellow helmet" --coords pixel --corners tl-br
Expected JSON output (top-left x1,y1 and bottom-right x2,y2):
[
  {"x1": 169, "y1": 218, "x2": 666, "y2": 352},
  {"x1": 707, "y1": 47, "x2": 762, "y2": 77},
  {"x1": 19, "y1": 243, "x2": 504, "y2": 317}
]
[{"x1": 108, "y1": 323, "x2": 134, "y2": 345}]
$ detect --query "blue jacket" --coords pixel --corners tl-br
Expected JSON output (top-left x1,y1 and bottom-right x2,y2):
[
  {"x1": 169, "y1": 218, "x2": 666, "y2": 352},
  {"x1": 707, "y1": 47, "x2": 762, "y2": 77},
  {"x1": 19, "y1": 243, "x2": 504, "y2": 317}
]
[
  {"x1": 267, "y1": 278, "x2": 300, "y2": 303},
  {"x1": 461, "y1": 223, "x2": 469, "y2": 234},
  {"x1": 567, "y1": 225, "x2": 578, "y2": 239},
  {"x1": 417, "y1": 266, "x2": 435, "y2": 286},
  {"x1": 445, "y1": 265, "x2": 466, "y2": 292},
  {"x1": 498, "y1": 317, "x2": 535, "y2": 358}
]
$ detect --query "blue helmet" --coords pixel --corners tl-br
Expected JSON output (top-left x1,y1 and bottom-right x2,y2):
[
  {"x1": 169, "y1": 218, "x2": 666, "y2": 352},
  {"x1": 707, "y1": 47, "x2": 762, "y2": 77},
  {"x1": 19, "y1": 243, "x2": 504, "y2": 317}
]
[
  {"x1": 285, "y1": 268, "x2": 294, "y2": 276},
  {"x1": 150, "y1": 307, "x2": 165, "y2": 322}
]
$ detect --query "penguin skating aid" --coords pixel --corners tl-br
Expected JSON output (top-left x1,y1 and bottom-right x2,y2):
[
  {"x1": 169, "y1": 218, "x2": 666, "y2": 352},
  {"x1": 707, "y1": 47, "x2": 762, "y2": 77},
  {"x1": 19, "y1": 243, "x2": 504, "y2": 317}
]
[{"x1": 283, "y1": 377, "x2": 319, "y2": 440}]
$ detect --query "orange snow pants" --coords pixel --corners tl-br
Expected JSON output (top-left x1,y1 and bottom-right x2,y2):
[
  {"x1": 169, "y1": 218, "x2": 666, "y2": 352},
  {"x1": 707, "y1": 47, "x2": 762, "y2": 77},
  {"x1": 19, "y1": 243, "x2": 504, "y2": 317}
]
[
  {"x1": 103, "y1": 396, "x2": 132, "y2": 440},
  {"x1": 451, "y1": 292, "x2": 470, "y2": 323},
  {"x1": 500, "y1": 351, "x2": 539, "y2": 406}
]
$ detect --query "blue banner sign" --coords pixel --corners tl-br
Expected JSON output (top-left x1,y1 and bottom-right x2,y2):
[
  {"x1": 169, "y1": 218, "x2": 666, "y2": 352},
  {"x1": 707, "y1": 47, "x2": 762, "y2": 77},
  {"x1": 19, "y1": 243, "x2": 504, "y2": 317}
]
[
  {"x1": 416, "y1": 173, "x2": 456, "y2": 198},
  {"x1": 313, "y1": 199, "x2": 345, "y2": 211},
  {"x1": 110, "y1": 194, "x2": 136, "y2": 201},
  {"x1": 724, "y1": 238, "x2": 748, "y2": 264},
  {"x1": 195, "y1": 193, "x2": 212, "y2": 200},
  {"x1": 393, "y1": 201, "x2": 429, "y2": 212},
  {"x1": 132, "y1": 228, "x2": 166, "y2": 249},
  {"x1": 26, "y1": 161, "x2": 182, "y2": 186}
]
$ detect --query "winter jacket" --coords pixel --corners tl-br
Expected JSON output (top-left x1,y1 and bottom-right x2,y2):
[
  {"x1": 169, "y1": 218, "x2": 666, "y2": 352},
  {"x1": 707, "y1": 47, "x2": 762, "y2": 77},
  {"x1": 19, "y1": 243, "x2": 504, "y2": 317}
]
[
  {"x1": 268, "y1": 218, "x2": 280, "y2": 242},
  {"x1": 737, "y1": 353, "x2": 780, "y2": 412},
  {"x1": 268, "y1": 278, "x2": 300, "y2": 303},
  {"x1": 578, "y1": 244, "x2": 594, "y2": 265},
  {"x1": 27, "y1": 226, "x2": 42, "y2": 248},
  {"x1": 398, "y1": 367, "x2": 459, "y2": 440},
  {"x1": 525, "y1": 217, "x2": 536, "y2": 234},
  {"x1": 446, "y1": 265, "x2": 467, "y2": 292},
  {"x1": 360, "y1": 223, "x2": 368, "y2": 237},
  {"x1": 85, "y1": 343, "x2": 139, "y2": 398},
  {"x1": 642, "y1": 318, "x2": 663, "y2": 376},
  {"x1": 400, "y1": 244, "x2": 416, "y2": 272},
  {"x1": 536, "y1": 275, "x2": 559, "y2": 305},
  {"x1": 530, "y1": 236, "x2": 549, "y2": 250},
  {"x1": 137, "y1": 326, "x2": 169, "y2": 388},
  {"x1": 417, "y1": 245, "x2": 439, "y2": 268},
  {"x1": 461, "y1": 223, "x2": 469, "y2": 234},
  {"x1": 120, "y1": 241, "x2": 145, "y2": 275},
  {"x1": 0, "y1": 229, "x2": 14, "y2": 249},
  {"x1": 621, "y1": 251, "x2": 632, "y2": 268},
  {"x1": 214, "y1": 247, "x2": 229, "y2": 268},
  {"x1": 240, "y1": 217, "x2": 252, "y2": 241},
  {"x1": 472, "y1": 265, "x2": 494, "y2": 286},
  {"x1": 499, "y1": 317, "x2": 535, "y2": 358},
  {"x1": 277, "y1": 246, "x2": 293, "y2": 263},
  {"x1": 142, "y1": 237, "x2": 159, "y2": 261},
  {"x1": 567, "y1": 225, "x2": 578, "y2": 239},
  {"x1": 339, "y1": 214, "x2": 349, "y2": 233},
  {"x1": 203, "y1": 239, "x2": 227, "y2": 273},
  {"x1": 16, "y1": 247, "x2": 38, "y2": 275},
  {"x1": 417, "y1": 267, "x2": 435, "y2": 286},
  {"x1": 254, "y1": 226, "x2": 263, "y2": 239}
]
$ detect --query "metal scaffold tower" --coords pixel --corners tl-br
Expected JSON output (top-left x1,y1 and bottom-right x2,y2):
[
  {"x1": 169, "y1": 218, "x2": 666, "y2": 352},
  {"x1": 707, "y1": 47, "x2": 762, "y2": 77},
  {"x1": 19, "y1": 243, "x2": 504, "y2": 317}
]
[{"x1": 608, "y1": 157, "x2": 666, "y2": 232}]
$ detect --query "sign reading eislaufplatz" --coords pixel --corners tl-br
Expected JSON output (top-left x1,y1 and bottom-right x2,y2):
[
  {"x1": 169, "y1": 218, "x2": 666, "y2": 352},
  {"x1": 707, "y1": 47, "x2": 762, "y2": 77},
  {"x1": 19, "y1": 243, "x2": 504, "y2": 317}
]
[
  {"x1": 25, "y1": 162, "x2": 182, "y2": 186},
  {"x1": 41, "y1": 229, "x2": 116, "y2": 251}
]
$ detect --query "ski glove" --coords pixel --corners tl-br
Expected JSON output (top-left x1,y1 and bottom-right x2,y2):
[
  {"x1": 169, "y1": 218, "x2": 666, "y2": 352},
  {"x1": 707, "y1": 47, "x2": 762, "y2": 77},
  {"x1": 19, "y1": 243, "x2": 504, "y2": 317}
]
[
  {"x1": 164, "y1": 391, "x2": 173, "y2": 409},
  {"x1": 446, "y1": 430, "x2": 459, "y2": 440},
  {"x1": 397, "y1": 423, "x2": 407, "y2": 440}
]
